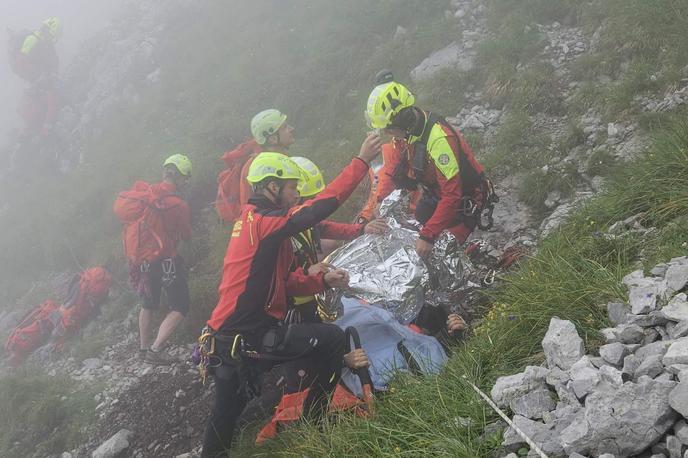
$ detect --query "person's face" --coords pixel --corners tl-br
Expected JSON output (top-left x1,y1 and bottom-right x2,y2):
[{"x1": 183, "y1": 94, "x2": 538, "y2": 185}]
[
  {"x1": 383, "y1": 126, "x2": 407, "y2": 139},
  {"x1": 175, "y1": 174, "x2": 190, "y2": 190},
  {"x1": 276, "y1": 180, "x2": 300, "y2": 208},
  {"x1": 268, "y1": 122, "x2": 295, "y2": 148}
]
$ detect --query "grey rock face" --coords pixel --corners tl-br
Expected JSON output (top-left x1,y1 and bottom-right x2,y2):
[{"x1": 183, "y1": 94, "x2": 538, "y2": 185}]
[
  {"x1": 501, "y1": 415, "x2": 564, "y2": 455},
  {"x1": 664, "y1": 294, "x2": 688, "y2": 322},
  {"x1": 491, "y1": 366, "x2": 548, "y2": 408},
  {"x1": 542, "y1": 318, "x2": 585, "y2": 370},
  {"x1": 666, "y1": 264, "x2": 688, "y2": 292},
  {"x1": 671, "y1": 321, "x2": 688, "y2": 340},
  {"x1": 92, "y1": 429, "x2": 134, "y2": 458},
  {"x1": 667, "y1": 434, "x2": 684, "y2": 458},
  {"x1": 568, "y1": 357, "x2": 601, "y2": 400},
  {"x1": 670, "y1": 381, "x2": 688, "y2": 418},
  {"x1": 560, "y1": 378, "x2": 677, "y2": 456},
  {"x1": 635, "y1": 354, "x2": 665, "y2": 379},
  {"x1": 675, "y1": 419, "x2": 688, "y2": 445},
  {"x1": 598, "y1": 365, "x2": 624, "y2": 386},
  {"x1": 509, "y1": 389, "x2": 556, "y2": 420},
  {"x1": 627, "y1": 276, "x2": 668, "y2": 314},
  {"x1": 664, "y1": 339, "x2": 688, "y2": 366},
  {"x1": 626, "y1": 311, "x2": 670, "y2": 328},
  {"x1": 599, "y1": 342, "x2": 629, "y2": 366},
  {"x1": 637, "y1": 340, "x2": 674, "y2": 362},
  {"x1": 622, "y1": 354, "x2": 641, "y2": 380},
  {"x1": 410, "y1": 42, "x2": 474, "y2": 82},
  {"x1": 608, "y1": 302, "x2": 631, "y2": 325},
  {"x1": 601, "y1": 323, "x2": 645, "y2": 344}
]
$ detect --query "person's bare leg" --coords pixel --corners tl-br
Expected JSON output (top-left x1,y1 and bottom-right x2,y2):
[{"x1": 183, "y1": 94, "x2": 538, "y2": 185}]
[
  {"x1": 150, "y1": 311, "x2": 185, "y2": 351},
  {"x1": 139, "y1": 308, "x2": 153, "y2": 350}
]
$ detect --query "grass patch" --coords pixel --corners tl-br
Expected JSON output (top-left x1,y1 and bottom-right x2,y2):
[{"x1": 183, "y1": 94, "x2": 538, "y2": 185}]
[
  {"x1": 0, "y1": 371, "x2": 97, "y2": 457},
  {"x1": 484, "y1": 110, "x2": 552, "y2": 172},
  {"x1": 519, "y1": 164, "x2": 578, "y2": 215}
]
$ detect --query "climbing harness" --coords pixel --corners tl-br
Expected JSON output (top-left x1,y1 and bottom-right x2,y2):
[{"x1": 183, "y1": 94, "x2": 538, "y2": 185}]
[{"x1": 161, "y1": 258, "x2": 176, "y2": 287}]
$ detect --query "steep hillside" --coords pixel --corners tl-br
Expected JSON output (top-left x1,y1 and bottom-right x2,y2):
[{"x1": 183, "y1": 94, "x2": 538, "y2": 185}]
[{"x1": 1, "y1": 0, "x2": 688, "y2": 456}]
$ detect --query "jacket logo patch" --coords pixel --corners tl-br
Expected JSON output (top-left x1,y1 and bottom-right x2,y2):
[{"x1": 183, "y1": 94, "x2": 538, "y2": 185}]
[
  {"x1": 438, "y1": 153, "x2": 450, "y2": 166},
  {"x1": 231, "y1": 220, "x2": 242, "y2": 237}
]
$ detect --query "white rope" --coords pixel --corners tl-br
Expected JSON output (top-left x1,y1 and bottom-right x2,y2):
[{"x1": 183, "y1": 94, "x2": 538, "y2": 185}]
[{"x1": 461, "y1": 375, "x2": 549, "y2": 458}]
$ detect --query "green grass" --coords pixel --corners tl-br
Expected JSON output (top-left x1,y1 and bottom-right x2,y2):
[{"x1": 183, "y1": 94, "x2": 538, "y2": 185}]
[{"x1": 0, "y1": 371, "x2": 97, "y2": 458}]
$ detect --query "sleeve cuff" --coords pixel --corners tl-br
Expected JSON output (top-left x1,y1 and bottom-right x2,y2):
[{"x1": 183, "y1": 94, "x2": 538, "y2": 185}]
[{"x1": 419, "y1": 234, "x2": 436, "y2": 244}]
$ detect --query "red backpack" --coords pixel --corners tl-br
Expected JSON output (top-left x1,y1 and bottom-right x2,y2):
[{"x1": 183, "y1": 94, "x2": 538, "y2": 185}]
[
  {"x1": 215, "y1": 139, "x2": 262, "y2": 222},
  {"x1": 4, "y1": 300, "x2": 61, "y2": 366},
  {"x1": 57, "y1": 267, "x2": 112, "y2": 338},
  {"x1": 113, "y1": 181, "x2": 181, "y2": 265}
]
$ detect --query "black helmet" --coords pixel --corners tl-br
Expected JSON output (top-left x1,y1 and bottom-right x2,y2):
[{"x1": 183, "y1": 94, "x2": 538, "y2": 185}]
[{"x1": 373, "y1": 69, "x2": 395, "y2": 86}]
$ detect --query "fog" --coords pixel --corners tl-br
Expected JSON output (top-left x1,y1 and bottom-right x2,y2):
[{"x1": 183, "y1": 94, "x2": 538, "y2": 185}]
[{"x1": 0, "y1": 0, "x2": 120, "y2": 140}]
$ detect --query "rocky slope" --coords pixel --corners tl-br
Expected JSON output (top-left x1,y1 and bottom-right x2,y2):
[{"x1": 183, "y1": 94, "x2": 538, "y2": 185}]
[{"x1": 2, "y1": 1, "x2": 688, "y2": 457}]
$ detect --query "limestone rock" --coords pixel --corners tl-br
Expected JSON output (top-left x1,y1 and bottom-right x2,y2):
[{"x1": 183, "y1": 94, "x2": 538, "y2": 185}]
[
  {"x1": 542, "y1": 318, "x2": 585, "y2": 370},
  {"x1": 92, "y1": 429, "x2": 134, "y2": 458},
  {"x1": 671, "y1": 321, "x2": 688, "y2": 340},
  {"x1": 491, "y1": 366, "x2": 548, "y2": 408},
  {"x1": 670, "y1": 381, "x2": 688, "y2": 418},
  {"x1": 607, "y1": 302, "x2": 630, "y2": 325},
  {"x1": 627, "y1": 276, "x2": 667, "y2": 314},
  {"x1": 509, "y1": 389, "x2": 556, "y2": 420},
  {"x1": 599, "y1": 342, "x2": 629, "y2": 366},
  {"x1": 501, "y1": 415, "x2": 564, "y2": 456},
  {"x1": 601, "y1": 323, "x2": 644, "y2": 344},
  {"x1": 560, "y1": 378, "x2": 677, "y2": 456},
  {"x1": 635, "y1": 354, "x2": 665, "y2": 380},
  {"x1": 675, "y1": 419, "x2": 688, "y2": 445},
  {"x1": 665, "y1": 338, "x2": 688, "y2": 367},
  {"x1": 663, "y1": 294, "x2": 688, "y2": 322},
  {"x1": 568, "y1": 357, "x2": 601, "y2": 400},
  {"x1": 637, "y1": 340, "x2": 674, "y2": 362},
  {"x1": 666, "y1": 264, "x2": 688, "y2": 292},
  {"x1": 410, "y1": 42, "x2": 474, "y2": 82}
]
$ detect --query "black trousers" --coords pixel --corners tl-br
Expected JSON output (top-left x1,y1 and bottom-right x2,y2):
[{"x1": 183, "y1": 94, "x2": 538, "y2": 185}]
[{"x1": 201, "y1": 322, "x2": 345, "y2": 458}]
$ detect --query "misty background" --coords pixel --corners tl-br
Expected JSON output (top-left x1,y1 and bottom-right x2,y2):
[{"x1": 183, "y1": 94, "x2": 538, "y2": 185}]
[{"x1": 0, "y1": 0, "x2": 119, "y2": 140}]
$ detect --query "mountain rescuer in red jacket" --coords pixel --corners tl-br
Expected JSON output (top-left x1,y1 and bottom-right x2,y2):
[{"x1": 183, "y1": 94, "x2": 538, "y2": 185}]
[
  {"x1": 240, "y1": 109, "x2": 295, "y2": 208},
  {"x1": 200, "y1": 134, "x2": 381, "y2": 457},
  {"x1": 364, "y1": 79, "x2": 496, "y2": 259}
]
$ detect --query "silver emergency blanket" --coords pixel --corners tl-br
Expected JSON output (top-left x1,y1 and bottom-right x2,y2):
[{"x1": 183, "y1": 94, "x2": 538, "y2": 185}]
[{"x1": 318, "y1": 190, "x2": 474, "y2": 323}]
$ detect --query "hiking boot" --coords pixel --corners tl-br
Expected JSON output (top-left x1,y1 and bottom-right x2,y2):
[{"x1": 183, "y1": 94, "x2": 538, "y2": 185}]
[{"x1": 144, "y1": 349, "x2": 178, "y2": 366}]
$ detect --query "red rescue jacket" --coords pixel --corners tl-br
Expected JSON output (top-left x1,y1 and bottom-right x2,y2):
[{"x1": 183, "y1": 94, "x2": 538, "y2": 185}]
[
  {"x1": 207, "y1": 157, "x2": 370, "y2": 338},
  {"x1": 376, "y1": 120, "x2": 484, "y2": 242}
]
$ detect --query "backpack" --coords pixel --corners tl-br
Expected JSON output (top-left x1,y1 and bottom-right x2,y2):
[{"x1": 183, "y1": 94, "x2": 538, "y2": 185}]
[
  {"x1": 215, "y1": 139, "x2": 262, "y2": 222},
  {"x1": 57, "y1": 267, "x2": 112, "y2": 338},
  {"x1": 4, "y1": 299, "x2": 61, "y2": 366},
  {"x1": 113, "y1": 181, "x2": 181, "y2": 265}
]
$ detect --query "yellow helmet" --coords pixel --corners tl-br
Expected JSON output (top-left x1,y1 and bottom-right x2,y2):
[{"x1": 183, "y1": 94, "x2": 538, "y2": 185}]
[
  {"x1": 292, "y1": 157, "x2": 325, "y2": 198},
  {"x1": 251, "y1": 109, "x2": 287, "y2": 145},
  {"x1": 365, "y1": 82, "x2": 415, "y2": 129},
  {"x1": 42, "y1": 17, "x2": 62, "y2": 41},
  {"x1": 246, "y1": 152, "x2": 303, "y2": 185},
  {"x1": 163, "y1": 153, "x2": 192, "y2": 176}
]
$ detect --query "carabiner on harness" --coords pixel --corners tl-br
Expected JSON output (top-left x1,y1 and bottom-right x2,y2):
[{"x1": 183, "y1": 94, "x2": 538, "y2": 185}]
[
  {"x1": 477, "y1": 179, "x2": 499, "y2": 231},
  {"x1": 161, "y1": 258, "x2": 176, "y2": 287}
]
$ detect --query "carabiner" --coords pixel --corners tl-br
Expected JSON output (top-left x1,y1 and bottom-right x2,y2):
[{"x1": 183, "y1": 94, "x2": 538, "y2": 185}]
[{"x1": 483, "y1": 269, "x2": 497, "y2": 286}]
